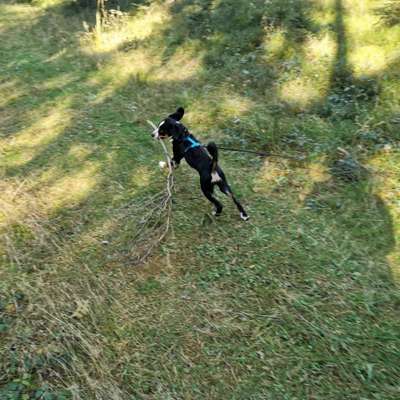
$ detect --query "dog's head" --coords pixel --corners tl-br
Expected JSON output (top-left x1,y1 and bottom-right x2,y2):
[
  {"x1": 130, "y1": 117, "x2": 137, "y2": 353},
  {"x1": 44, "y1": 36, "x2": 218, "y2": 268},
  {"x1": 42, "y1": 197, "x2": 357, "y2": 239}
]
[{"x1": 151, "y1": 107, "x2": 187, "y2": 140}]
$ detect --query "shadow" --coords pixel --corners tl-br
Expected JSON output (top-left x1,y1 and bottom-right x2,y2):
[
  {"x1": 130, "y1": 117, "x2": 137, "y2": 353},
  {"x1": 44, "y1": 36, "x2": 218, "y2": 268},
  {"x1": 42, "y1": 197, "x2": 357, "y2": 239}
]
[
  {"x1": 294, "y1": 0, "x2": 396, "y2": 291},
  {"x1": 375, "y1": 0, "x2": 400, "y2": 27},
  {"x1": 330, "y1": 0, "x2": 352, "y2": 89},
  {"x1": 316, "y1": 0, "x2": 379, "y2": 120},
  {"x1": 304, "y1": 177, "x2": 395, "y2": 264},
  {"x1": 155, "y1": 0, "x2": 316, "y2": 93},
  {"x1": 0, "y1": 0, "x2": 395, "y2": 278},
  {"x1": 55, "y1": 0, "x2": 152, "y2": 23},
  {"x1": 0, "y1": 1, "x2": 182, "y2": 266}
]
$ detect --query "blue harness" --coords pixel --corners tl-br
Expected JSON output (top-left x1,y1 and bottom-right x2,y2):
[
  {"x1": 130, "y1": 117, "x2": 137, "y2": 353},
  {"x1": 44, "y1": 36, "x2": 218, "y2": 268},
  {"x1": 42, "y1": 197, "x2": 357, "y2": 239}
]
[{"x1": 183, "y1": 136, "x2": 202, "y2": 153}]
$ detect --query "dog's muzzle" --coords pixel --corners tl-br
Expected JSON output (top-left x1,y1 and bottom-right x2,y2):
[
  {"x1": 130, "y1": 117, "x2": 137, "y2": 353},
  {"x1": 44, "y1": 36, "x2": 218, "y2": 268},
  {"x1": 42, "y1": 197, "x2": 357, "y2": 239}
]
[
  {"x1": 151, "y1": 129, "x2": 159, "y2": 139},
  {"x1": 151, "y1": 129, "x2": 167, "y2": 140}
]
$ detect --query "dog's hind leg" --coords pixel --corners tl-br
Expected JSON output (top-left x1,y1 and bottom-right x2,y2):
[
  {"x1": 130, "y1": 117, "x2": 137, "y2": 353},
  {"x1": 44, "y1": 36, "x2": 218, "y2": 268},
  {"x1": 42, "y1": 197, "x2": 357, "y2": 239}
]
[
  {"x1": 217, "y1": 182, "x2": 249, "y2": 221},
  {"x1": 201, "y1": 179, "x2": 223, "y2": 216}
]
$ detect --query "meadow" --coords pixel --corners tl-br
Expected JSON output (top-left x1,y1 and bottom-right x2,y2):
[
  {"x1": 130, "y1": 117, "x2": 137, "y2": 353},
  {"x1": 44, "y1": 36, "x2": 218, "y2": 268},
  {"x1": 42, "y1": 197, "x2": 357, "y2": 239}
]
[{"x1": 1, "y1": 0, "x2": 400, "y2": 398}]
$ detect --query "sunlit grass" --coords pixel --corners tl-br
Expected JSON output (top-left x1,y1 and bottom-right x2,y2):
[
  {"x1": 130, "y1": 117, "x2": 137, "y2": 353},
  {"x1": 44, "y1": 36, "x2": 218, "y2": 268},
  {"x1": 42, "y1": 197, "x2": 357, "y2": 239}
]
[
  {"x1": 31, "y1": 0, "x2": 69, "y2": 8},
  {"x1": 305, "y1": 33, "x2": 336, "y2": 61},
  {"x1": 83, "y1": 2, "x2": 169, "y2": 54},
  {"x1": 369, "y1": 151, "x2": 400, "y2": 285},
  {"x1": 346, "y1": 5, "x2": 391, "y2": 76},
  {"x1": 262, "y1": 29, "x2": 286, "y2": 60},
  {"x1": 253, "y1": 157, "x2": 330, "y2": 200},
  {"x1": 0, "y1": 179, "x2": 38, "y2": 226},
  {"x1": 350, "y1": 44, "x2": 387, "y2": 76},
  {"x1": 184, "y1": 89, "x2": 255, "y2": 135},
  {"x1": 38, "y1": 72, "x2": 77, "y2": 90},
  {"x1": 128, "y1": 165, "x2": 154, "y2": 188},
  {"x1": 0, "y1": 3, "x2": 39, "y2": 25},
  {"x1": 67, "y1": 143, "x2": 94, "y2": 161},
  {"x1": 347, "y1": 13, "x2": 378, "y2": 39},
  {"x1": 152, "y1": 43, "x2": 204, "y2": 82},
  {"x1": 1, "y1": 102, "x2": 74, "y2": 167},
  {"x1": 307, "y1": 160, "x2": 330, "y2": 182},
  {"x1": 253, "y1": 159, "x2": 294, "y2": 194},
  {"x1": 43, "y1": 162, "x2": 99, "y2": 209},
  {"x1": 279, "y1": 77, "x2": 322, "y2": 110},
  {"x1": 0, "y1": 80, "x2": 23, "y2": 108}
]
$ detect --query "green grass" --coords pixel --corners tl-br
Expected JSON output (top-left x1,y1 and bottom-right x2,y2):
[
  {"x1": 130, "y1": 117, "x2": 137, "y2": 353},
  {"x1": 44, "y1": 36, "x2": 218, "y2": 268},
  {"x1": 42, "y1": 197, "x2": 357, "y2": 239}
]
[{"x1": 1, "y1": 0, "x2": 400, "y2": 399}]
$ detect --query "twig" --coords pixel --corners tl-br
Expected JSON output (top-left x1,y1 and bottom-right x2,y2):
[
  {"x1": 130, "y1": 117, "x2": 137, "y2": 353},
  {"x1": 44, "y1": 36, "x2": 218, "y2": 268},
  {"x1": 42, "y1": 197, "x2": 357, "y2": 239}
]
[{"x1": 126, "y1": 121, "x2": 175, "y2": 265}]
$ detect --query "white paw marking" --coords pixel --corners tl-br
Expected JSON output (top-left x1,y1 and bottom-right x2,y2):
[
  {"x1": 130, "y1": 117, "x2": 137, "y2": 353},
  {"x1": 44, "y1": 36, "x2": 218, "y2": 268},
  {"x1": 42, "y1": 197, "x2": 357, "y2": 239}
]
[
  {"x1": 170, "y1": 159, "x2": 177, "y2": 169},
  {"x1": 240, "y1": 212, "x2": 249, "y2": 221},
  {"x1": 211, "y1": 172, "x2": 222, "y2": 183}
]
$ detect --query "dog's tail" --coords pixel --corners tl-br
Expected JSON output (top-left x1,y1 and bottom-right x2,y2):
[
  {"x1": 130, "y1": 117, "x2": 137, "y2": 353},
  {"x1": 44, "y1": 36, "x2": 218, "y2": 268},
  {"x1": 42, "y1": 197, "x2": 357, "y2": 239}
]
[{"x1": 207, "y1": 141, "x2": 218, "y2": 173}]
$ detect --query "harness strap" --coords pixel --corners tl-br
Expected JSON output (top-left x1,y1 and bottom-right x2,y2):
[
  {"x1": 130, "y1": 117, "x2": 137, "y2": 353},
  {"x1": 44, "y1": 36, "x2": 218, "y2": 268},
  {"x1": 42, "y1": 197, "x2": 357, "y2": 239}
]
[{"x1": 183, "y1": 136, "x2": 202, "y2": 153}]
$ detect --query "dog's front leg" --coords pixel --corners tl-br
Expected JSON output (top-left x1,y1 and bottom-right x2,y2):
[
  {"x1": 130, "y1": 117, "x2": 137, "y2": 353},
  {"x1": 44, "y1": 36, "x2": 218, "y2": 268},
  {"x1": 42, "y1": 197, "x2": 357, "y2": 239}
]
[{"x1": 171, "y1": 140, "x2": 184, "y2": 169}]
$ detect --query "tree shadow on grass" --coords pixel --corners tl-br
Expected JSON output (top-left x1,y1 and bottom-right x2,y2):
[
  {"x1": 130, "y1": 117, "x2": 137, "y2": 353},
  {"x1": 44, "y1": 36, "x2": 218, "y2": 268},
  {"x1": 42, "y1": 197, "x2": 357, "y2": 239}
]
[
  {"x1": 314, "y1": 0, "x2": 379, "y2": 121},
  {"x1": 1, "y1": 0, "x2": 320, "y2": 182},
  {"x1": 0, "y1": 0, "x2": 396, "y2": 284},
  {"x1": 281, "y1": 3, "x2": 399, "y2": 393},
  {"x1": 157, "y1": 0, "x2": 317, "y2": 89},
  {"x1": 297, "y1": 0, "x2": 397, "y2": 288},
  {"x1": 1, "y1": 0, "x2": 396, "y2": 279}
]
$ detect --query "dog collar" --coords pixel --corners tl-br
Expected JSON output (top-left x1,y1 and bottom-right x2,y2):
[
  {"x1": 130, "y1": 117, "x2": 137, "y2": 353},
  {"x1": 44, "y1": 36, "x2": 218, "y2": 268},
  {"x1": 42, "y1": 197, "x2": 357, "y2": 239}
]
[{"x1": 183, "y1": 136, "x2": 202, "y2": 153}]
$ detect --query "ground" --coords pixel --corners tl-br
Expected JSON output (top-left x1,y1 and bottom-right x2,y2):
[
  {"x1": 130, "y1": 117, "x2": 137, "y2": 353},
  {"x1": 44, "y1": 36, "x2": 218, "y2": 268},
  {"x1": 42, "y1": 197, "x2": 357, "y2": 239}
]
[{"x1": 0, "y1": 0, "x2": 400, "y2": 399}]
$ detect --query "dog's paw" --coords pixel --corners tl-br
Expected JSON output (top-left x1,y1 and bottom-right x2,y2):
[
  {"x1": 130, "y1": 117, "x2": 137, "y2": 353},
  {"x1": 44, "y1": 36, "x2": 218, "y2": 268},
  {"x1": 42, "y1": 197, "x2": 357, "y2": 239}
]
[
  {"x1": 240, "y1": 212, "x2": 249, "y2": 221},
  {"x1": 170, "y1": 159, "x2": 179, "y2": 169},
  {"x1": 212, "y1": 209, "x2": 222, "y2": 217},
  {"x1": 159, "y1": 161, "x2": 167, "y2": 169}
]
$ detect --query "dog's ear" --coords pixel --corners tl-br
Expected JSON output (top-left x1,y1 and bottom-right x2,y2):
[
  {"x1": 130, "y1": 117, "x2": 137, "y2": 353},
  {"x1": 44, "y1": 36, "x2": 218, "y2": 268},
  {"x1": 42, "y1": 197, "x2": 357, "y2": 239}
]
[{"x1": 168, "y1": 107, "x2": 185, "y2": 121}]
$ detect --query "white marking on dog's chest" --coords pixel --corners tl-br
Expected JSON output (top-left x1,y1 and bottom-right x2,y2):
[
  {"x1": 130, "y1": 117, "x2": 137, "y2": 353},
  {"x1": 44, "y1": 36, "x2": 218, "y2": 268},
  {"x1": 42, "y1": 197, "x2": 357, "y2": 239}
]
[{"x1": 211, "y1": 172, "x2": 222, "y2": 183}]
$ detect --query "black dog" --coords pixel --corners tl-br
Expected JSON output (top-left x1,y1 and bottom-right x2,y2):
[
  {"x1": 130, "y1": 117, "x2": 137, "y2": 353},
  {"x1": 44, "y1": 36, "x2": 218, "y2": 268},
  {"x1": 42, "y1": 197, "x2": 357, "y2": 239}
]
[{"x1": 152, "y1": 107, "x2": 249, "y2": 220}]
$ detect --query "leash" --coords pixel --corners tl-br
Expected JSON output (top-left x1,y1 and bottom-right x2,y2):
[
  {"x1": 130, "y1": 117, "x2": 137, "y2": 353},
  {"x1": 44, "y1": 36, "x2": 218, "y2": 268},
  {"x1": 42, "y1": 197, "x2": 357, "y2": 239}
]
[
  {"x1": 146, "y1": 120, "x2": 304, "y2": 161},
  {"x1": 215, "y1": 145, "x2": 305, "y2": 161},
  {"x1": 184, "y1": 137, "x2": 304, "y2": 161}
]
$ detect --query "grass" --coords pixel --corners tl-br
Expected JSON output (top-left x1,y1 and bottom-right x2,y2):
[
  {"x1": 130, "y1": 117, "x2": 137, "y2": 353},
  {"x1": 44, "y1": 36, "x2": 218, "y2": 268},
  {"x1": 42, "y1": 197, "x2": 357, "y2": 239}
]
[{"x1": 1, "y1": 0, "x2": 400, "y2": 399}]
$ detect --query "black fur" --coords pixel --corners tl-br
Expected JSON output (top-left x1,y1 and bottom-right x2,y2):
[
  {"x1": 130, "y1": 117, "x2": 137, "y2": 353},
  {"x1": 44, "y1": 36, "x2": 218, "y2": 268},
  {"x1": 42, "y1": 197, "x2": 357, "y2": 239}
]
[
  {"x1": 152, "y1": 107, "x2": 249, "y2": 220},
  {"x1": 206, "y1": 142, "x2": 218, "y2": 175}
]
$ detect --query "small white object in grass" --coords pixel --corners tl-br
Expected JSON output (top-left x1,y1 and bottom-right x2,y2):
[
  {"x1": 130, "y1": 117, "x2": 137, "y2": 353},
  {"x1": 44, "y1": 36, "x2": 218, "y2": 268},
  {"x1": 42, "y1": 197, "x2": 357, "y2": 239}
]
[{"x1": 159, "y1": 161, "x2": 167, "y2": 169}]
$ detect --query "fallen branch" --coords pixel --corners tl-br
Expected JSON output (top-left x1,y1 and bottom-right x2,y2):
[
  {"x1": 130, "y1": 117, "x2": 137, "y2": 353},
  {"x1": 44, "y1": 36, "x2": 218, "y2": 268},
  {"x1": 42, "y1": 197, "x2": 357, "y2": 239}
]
[{"x1": 125, "y1": 121, "x2": 174, "y2": 265}]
